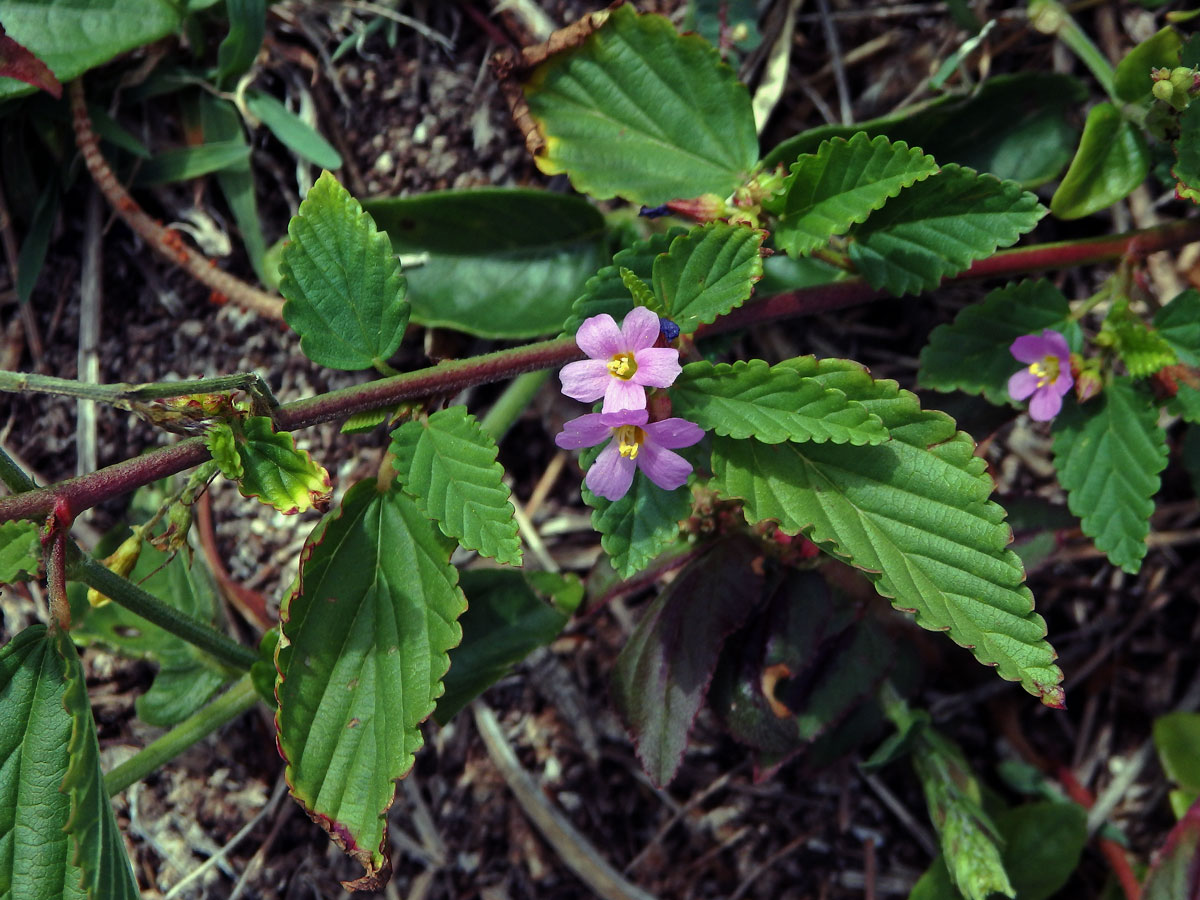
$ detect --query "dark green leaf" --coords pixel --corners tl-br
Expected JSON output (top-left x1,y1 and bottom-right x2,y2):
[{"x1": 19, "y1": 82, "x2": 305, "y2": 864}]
[
  {"x1": 390, "y1": 406, "x2": 522, "y2": 566},
  {"x1": 16, "y1": 177, "x2": 60, "y2": 303},
  {"x1": 276, "y1": 481, "x2": 466, "y2": 885},
  {"x1": 199, "y1": 93, "x2": 268, "y2": 283},
  {"x1": 246, "y1": 89, "x2": 342, "y2": 169},
  {"x1": 1052, "y1": 378, "x2": 1167, "y2": 573},
  {"x1": 562, "y1": 229, "x2": 684, "y2": 336},
  {"x1": 651, "y1": 223, "x2": 763, "y2": 332},
  {"x1": 280, "y1": 171, "x2": 409, "y2": 370},
  {"x1": 613, "y1": 538, "x2": 764, "y2": 786},
  {"x1": 1051, "y1": 102, "x2": 1150, "y2": 219},
  {"x1": 215, "y1": 0, "x2": 266, "y2": 89},
  {"x1": 848, "y1": 164, "x2": 1044, "y2": 296},
  {"x1": 1156, "y1": 289, "x2": 1200, "y2": 365},
  {"x1": 365, "y1": 189, "x2": 604, "y2": 339},
  {"x1": 1155, "y1": 712, "x2": 1200, "y2": 794},
  {"x1": 583, "y1": 466, "x2": 694, "y2": 580},
  {"x1": 1176, "y1": 101, "x2": 1200, "y2": 205},
  {"x1": 1114, "y1": 26, "x2": 1184, "y2": 103},
  {"x1": 523, "y1": 4, "x2": 758, "y2": 205},
  {"x1": 132, "y1": 141, "x2": 252, "y2": 186},
  {"x1": 434, "y1": 569, "x2": 576, "y2": 724},
  {"x1": 918, "y1": 279, "x2": 1080, "y2": 404},
  {"x1": 0, "y1": 519, "x2": 40, "y2": 583}
]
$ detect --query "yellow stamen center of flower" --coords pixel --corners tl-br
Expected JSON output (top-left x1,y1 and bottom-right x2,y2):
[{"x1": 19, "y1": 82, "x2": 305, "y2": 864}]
[
  {"x1": 1029, "y1": 355, "x2": 1060, "y2": 388},
  {"x1": 607, "y1": 351, "x2": 638, "y2": 380},
  {"x1": 617, "y1": 425, "x2": 644, "y2": 459}
]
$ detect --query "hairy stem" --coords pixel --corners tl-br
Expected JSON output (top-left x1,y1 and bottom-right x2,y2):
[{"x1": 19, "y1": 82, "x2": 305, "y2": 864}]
[
  {"x1": 104, "y1": 674, "x2": 260, "y2": 796},
  {"x1": 2, "y1": 217, "x2": 1199, "y2": 525},
  {"x1": 68, "y1": 550, "x2": 259, "y2": 671}
]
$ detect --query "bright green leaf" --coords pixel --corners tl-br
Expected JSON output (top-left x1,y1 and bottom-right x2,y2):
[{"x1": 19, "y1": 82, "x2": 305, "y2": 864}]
[
  {"x1": 1052, "y1": 378, "x2": 1167, "y2": 574},
  {"x1": 205, "y1": 422, "x2": 243, "y2": 480},
  {"x1": 0, "y1": 0, "x2": 180, "y2": 101},
  {"x1": 389, "y1": 405, "x2": 522, "y2": 566},
  {"x1": 434, "y1": 569, "x2": 575, "y2": 724},
  {"x1": 245, "y1": 89, "x2": 342, "y2": 169},
  {"x1": 848, "y1": 164, "x2": 1045, "y2": 296},
  {"x1": 670, "y1": 359, "x2": 888, "y2": 445},
  {"x1": 771, "y1": 132, "x2": 939, "y2": 257},
  {"x1": 919, "y1": 279, "x2": 1080, "y2": 404},
  {"x1": 1114, "y1": 26, "x2": 1184, "y2": 103},
  {"x1": 280, "y1": 171, "x2": 409, "y2": 370},
  {"x1": 365, "y1": 189, "x2": 604, "y2": 339},
  {"x1": 523, "y1": 4, "x2": 758, "y2": 205},
  {"x1": 276, "y1": 480, "x2": 466, "y2": 885},
  {"x1": 1105, "y1": 300, "x2": 1178, "y2": 376},
  {"x1": 619, "y1": 267, "x2": 656, "y2": 308},
  {"x1": 226, "y1": 417, "x2": 332, "y2": 515},
  {"x1": 1051, "y1": 102, "x2": 1149, "y2": 219},
  {"x1": 1156, "y1": 288, "x2": 1200, "y2": 365},
  {"x1": 0, "y1": 625, "x2": 139, "y2": 899},
  {"x1": 613, "y1": 538, "x2": 764, "y2": 787},
  {"x1": 712, "y1": 357, "x2": 1063, "y2": 705},
  {"x1": 562, "y1": 229, "x2": 684, "y2": 335},
  {"x1": 652, "y1": 223, "x2": 764, "y2": 332},
  {"x1": 0, "y1": 519, "x2": 40, "y2": 583}
]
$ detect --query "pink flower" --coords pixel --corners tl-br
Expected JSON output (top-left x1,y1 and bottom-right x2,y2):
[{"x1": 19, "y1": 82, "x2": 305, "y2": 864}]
[
  {"x1": 559, "y1": 308, "x2": 682, "y2": 413},
  {"x1": 1008, "y1": 329, "x2": 1074, "y2": 421},
  {"x1": 555, "y1": 409, "x2": 704, "y2": 501}
]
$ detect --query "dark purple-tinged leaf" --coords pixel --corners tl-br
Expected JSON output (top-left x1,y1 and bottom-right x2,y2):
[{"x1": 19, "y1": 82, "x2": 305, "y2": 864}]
[
  {"x1": 0, "y1": 24, "x2": 61, "y2": 97},
  {"x1": 276, "y1": 480, "x2": 466, "y2": 890},
  {"x1": 612, "y1": 538, "x2": 766, "y2": 787},
  {"x1": 709, "y1": 568, "x2": 894, "y2": 779},
  {"x1": 1143, "y1": 795, "x2": 1200, "y2": 900}
]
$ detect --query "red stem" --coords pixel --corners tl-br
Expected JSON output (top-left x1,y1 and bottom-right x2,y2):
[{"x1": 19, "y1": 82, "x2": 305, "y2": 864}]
[
  {"x1": 2, "y1": 218, "x2": 1199, "y2": 523},
  {"x1": 1058, "y1": 767, "x2": 1142, "y2": 900}
]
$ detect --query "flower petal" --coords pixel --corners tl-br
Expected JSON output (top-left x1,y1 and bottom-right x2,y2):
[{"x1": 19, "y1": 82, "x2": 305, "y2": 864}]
[
  {"x1": 1051, "y1": 371, "x2": 1075, "y2": 395},
  {"x1": 644, "y1": 417, "x2": 705, "y2": 449},
  {"x1": 1008, "y1": 368, "x2": 1039, "y2": 401},
  {"x1": 1041, "y1": 329, "x2": 1071, "y2": 361},
  {"x1": 1028, "y1": 387, "x2": 1063, "y2": 422},
  {"x1": 599, "y1": 408, "x2": 649, "y2": 428},
  {"x1": 1010, "y1": 334, "x2": 1050, "y2": 364},
  {"x1": 559, "y1": 359, "x2": 610, "y2": 402},
  {"x1": 631, "y1": 347, "x2": 683, "y2": 388},
  {"x1": 555, "y1": 413, "x2": 612, "y2": 450},
  {"x1": 602, "y1": 377, "x2": 647, "y2": 413},
  {"x1": 637, "y1": 442, "x2": 693, "y2": 491},
  {"x1": 576, "y1": 314, "x2": 624, "y2": 360},
  {"x1": 620, "y1": 306, "x2": 661, "y2": 350},
  {"x1": 586, "y1": 441, "x2": 636, "y2": 501}
]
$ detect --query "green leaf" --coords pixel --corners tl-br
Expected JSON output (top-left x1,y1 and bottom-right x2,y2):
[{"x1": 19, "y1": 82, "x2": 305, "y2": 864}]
[
  {"x1": 0, "y1": 519, "x2": 41, "y2": 583},
  {"x1": 245, "y1": 89, "x2": 342, "y2": 169},
  {"x1": 763, "y1": 73, "x2": 1087, "y2": 189},
  {"x1": 1052, "y1": 378, "x2": 1167, "y2": 574},
  {"x1": 619, "y1": 267, "x2": 656, "y2": 308},
  {"x1": 0, "y1": 625, "x2": 139, "y2": 899},
  {"x1": 1175, "y1": 101, "x2": 1200, "y2": 205},
  {"x1": 70, "y1": 539, "x2": 232, "y2": 727},
  {"x1": 1155, "y1": 288, "x2": 1200, "y2": 365},
  {"x1": 199, "y1": 94, "x2": 268, "y2": 283},
  {"x1": 848, "y1": 164, "x2": 1045, "y2": 296},
  {"x1": 223, "y1": 417, "x2": 332, "y2": 515},
  {"x1": 1155, "y1": 712, "x2": 1200, "y2": 794},
  {"x1": 365, "y1": 189, "x2": 604, "y2": 339},
  {"x1": 131, "y1": 140, "x2": 252, "y2": 186},
  {"x1": 918, "y1": 279, "x2": 1079, "y2": 404},
  {"x1": 613, "y1": 538, "x2": 764, "y2": 787},
  {"x1": 215, "y1": 0, "x2": 266, "y2": 89},
  {"x1": 276, "y1": 480, "x2": 466, "y2": 886},
  {"x1": 652, "y1": 223, "x2": 764, "y2": 332},
  {"x1": 670, "y1": 359, "x2": 888, "y2": 445},
  {"x1": 562, "y1": 229, "x2": 684, "y2": 335},
  {"x1": 280, "y1": 171, "x2": 410, "y2": 370},
  {"x1": 389, "y1": 405, "x2": 522, "y2": 566},
  {"x1": 0, "y1": 0, "x2": 180, "y2": 101},
  {"x1": 583, "y1": 465, "x2": 694, "y2": 580},
  {"x1": 712, "y1": 357, "x2": 1064, "y2": 704},
  {"x1": 1051, "y1": 102, "x2": 1150, "y2": 219},
  {"x1": 1105, "y1": 301, "x2": 1178, "y2": 376},
  {"x1": 205, "y1": 422, "x2": 243, "y2": 479},
  {"x1": 523, "y1": 4, "x2": 758, "y2": 205},
  {"x1": 1143, "y1": 797, "x2": 1200, "y2": 900},
  {"x1": 434, "y1": 569, "x2": 576, "y2": 724},
  {"x1": 1114, "y1": 27, "x2": 1184, "y2": 102},
  {"x1": 771, "y1": 132, "x2": 939, "y2": 257}
]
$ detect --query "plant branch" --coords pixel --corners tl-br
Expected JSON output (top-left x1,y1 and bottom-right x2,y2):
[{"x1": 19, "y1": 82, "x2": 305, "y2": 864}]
[
  {"x1": 69, "y1": 79, "x2": 284, "y2": 320},
  {"x1": 2, "y1": 217, "x2": 1198, "y2": 524},
  {"x1": 68, "y1": 549, "x2": 259, "y2": 671},
  {"x1": 104, "y1": 674, "x2": 260, "y2": 796}
]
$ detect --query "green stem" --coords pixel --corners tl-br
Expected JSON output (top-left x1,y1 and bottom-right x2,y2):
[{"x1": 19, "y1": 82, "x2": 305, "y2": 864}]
[
  {"x1": 0, "y1": 370, "x2": 279, "y2": 410},
  {"x1": 1030, "y1": 0, "x2": 1117, "y2": 102},
  {"x1": 104, "y1": 674, "x2": 260, "y2": 795},
  {"x1": 68, "y1": 550, "x2": 258, "y2": 671},
  {"x1": 480, "y1": 371, "x2": 552, "y2": 443},
  {"x1": 0, "y1": 445, "x2": 37, "y2": 493}
]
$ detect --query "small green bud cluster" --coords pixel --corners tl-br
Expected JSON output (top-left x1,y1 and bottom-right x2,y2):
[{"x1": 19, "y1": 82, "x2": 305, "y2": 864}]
[{"x1": 1151, "y1": 66, "x2": 1199, "y2": 111}]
